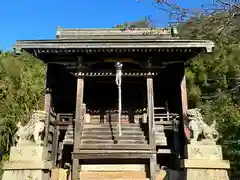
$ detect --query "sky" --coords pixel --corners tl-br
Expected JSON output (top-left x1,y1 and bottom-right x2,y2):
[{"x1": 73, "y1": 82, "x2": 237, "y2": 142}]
[{"x1": 0, "y1": 0, "x2": 208, "y2": 52}]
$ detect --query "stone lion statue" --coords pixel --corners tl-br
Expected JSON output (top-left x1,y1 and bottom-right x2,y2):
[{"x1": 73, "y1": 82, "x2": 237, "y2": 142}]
[
  {"x1": 14, "y1": 110, "x2": 47, "y2": 146},
  {"x1": 187, "y1": 108, "x2": 219, "y2": 144}
]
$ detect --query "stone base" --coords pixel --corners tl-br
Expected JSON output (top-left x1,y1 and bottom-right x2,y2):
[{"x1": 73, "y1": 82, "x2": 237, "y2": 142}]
[
  {"x1": 2, "y1": 169, "x2": 50, "y2": 180},
  {"x1": 185, "y1": 169, "x2": 229, "y2": 180},
  {"x1": 181, "y1": 159, "x2": 230, "y2": 169},
  {"x1": 2, "y1": 160, "x2": 52, "y2": 180},
  {"x1": 9, "y1": 145, "x2": 50, "y2": 161},
  {"x1": 2, "y1": 145, "x2": 52, "y2": 180},
  {"x1": 186, "y1": 144, "x2": 223, "y2": 160},
  {"x1": 181, "y1": 144, "x2": 230, "y2": 180}
]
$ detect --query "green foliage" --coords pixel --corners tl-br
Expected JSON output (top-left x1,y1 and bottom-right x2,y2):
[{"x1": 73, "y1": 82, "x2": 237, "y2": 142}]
[
  {"x1": 0, "y1": 51, "x2": 45, "y2": 179},
  {"x1": 0, "y1": 52, "x2": 45, "y2": 154},
  {"x1": 200, "y1": 96, "x2": 240, "y2": 177},
  {"x1": 179, "y1": 12, "x2": 240, "y2": 177},
  {"x1": 0, "y1": 154, "x2": 10, "y2": 178}
]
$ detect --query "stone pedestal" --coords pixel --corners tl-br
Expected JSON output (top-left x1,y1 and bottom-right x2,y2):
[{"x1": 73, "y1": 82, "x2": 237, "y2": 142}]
[
  {"x1": 2, "y1": 145, "x2": 52, "y2": 180},
  {"x1": 181, "y1": 144, "x2": 230, "y2": 180}
]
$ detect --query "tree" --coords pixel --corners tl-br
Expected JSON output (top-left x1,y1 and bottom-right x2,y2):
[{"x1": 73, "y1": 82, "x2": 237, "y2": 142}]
[
  {"x1": 0, "y1": 51, "x2": 45, "y2": 154},
  {"x1": 0, "y1": 51, "x2": 45, "y2": 178},
  {"x1": 178, "y1": 12, "x2": 240, "y2": 177},
  {"x1": 138, "y1": 0, "x2": 240, "y2": 38}
]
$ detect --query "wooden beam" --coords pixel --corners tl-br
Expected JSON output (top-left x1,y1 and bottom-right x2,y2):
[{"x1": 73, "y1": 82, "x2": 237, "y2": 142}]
[
  {"x1": 181, "y1": 75, "x2": 188, "y2": 120},
  {"x1": 147, "y1": 76, "x2": 156, "y2": 180},
  {"x1": 78, "y1": 144, "x2": 151, "y2": 150},
  {"x1": 72, "y1": 159, "x2": 79, "y2": 180},
  {"x1": 147, "y1": 77, "x2": 156, "y2": 149},
  {"x1": 74, "y1": 150, "x2": 154, "y2": 154},
  {"x1": 52, "y1": 125, "x2": 59, "y2": 167},
  {"x1": 72, "y1": 153, "x2": 153, "y2": 159},
  {"x1": 150, "y1": 154, "x2": 157, "y2": 180},
  {"x1": 71, "y1": 72, "x2": 159, "y2": 78},
  {"x1": 74, "y1": 77, "x2": 84, "y2": 150},
  {"x1": 44, "y1": 65, "x2": 52, "y2": 147},
  {"x1": 72, "y1": 76, "x2": 84, "y2": 180},
  {"x1": 181, "y1": 75, "x2": 189, "y2": 140},
  {"x1": 44, "y1": 89, "x2": 51, "y2": 112},
  {"x1": 179, "y1": 73, "x2": 190, "y2": 162}
]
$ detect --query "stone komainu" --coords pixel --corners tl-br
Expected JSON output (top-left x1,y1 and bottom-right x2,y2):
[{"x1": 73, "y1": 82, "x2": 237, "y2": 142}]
[
  {"x1": 14, "y1": 110, "x2": 47, "y2": 146},
  {"x1": 187, "y1": 108, "x2": 219, "y2": 144}
]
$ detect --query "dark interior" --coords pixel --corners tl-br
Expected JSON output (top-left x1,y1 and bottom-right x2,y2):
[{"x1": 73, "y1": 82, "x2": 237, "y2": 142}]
[{"x1": 48, "y1": 62, "x2": 184, "y2": 115}]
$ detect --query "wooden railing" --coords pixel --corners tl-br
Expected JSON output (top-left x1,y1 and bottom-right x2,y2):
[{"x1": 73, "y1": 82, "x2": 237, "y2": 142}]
[{"x1": 154, "y1": 107, "x2": 179, "y2": 128}]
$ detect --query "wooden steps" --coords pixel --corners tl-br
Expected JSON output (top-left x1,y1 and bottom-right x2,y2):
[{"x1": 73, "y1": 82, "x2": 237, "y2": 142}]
[
  {"x1": 84, "y1": 122, "x2": 140, "y2": 127},
  {"x1": 81, "y1": 139, "x2": 147, "y2": 144},
  {"x1": 63, "y1": 123, "x2": 148, "y2": 147}
]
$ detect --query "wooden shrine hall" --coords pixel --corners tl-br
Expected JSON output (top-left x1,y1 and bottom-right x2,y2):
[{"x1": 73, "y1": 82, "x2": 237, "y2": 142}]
[{"x1": 14, "y1": 27, "x2": 214, "y2": 180}]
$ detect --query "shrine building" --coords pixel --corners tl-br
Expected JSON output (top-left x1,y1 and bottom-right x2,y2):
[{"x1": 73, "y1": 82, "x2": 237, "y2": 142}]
[{"x1": 14, "y1": 27, "x2": 214, "y2": 180}]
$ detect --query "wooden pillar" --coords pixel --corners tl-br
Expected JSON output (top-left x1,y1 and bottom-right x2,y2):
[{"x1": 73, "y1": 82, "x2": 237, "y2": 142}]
[
  {"x1": 52, "y1": 115, "x2": 60, "y2": 167},
  {"x1": 147, "y1": 76, "x2": 156, "y2": 180},
  {"x1": 181, "y1": 75, "x2": 189, "y2": 139},
  {"x1": 72, "y1": 75, "x2": 84, "y2": 180},
  {"x1": 150, "y1": 154, "x2": 157, "y2": 180},
  {"x1": 180, "y1": 74, "x2": 190, "y2": 160},
  {"x1": 181, "y1": 75, "x2": 188, "y2": 120},
  {"x1": 44, "y1": 64, "x2": 52, "y2": 147},
  {"x1": 74, "y1": 76, "x2": 84, "y2": 150},
  {"x1": 147, "y1": 76, "x2": 156, "y2": 148}
]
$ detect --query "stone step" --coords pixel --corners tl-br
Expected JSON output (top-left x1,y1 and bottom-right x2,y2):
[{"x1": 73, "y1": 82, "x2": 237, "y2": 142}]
[{"x1": 79, "y1": 171, "x2": 147, "y2": 180}]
